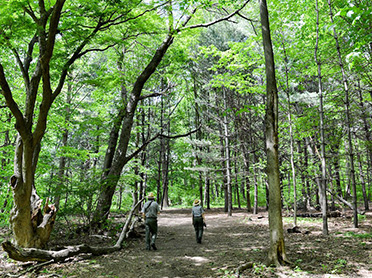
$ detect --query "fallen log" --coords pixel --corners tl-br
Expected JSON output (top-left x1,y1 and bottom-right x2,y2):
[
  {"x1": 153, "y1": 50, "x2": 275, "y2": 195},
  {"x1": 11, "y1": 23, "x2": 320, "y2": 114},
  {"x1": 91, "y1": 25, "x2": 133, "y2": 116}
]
[
  {"x1": 2, "y1": 198, "x2": 145, "y2": 262},
  {"x1": 235, "y1": 262, "x2": 254, "y2": 277},
  {"x1": 294, "y1": 211, "x2": 342, "y2": 218},
  {"x1": 2, "y1": 241, "x2": 120, "y2": 262},
  {"x1": 326, "y1": 189, "x2": 365, "y2": 215}
]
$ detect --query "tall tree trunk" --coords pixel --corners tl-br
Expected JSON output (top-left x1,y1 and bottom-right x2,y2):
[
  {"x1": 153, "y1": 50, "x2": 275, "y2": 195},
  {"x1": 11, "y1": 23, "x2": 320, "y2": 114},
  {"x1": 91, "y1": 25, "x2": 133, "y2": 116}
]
[
  {"x1": 328, "y1": 0, "x2": 358, "y2": 228},
  {"x1": 357, "y1": 84, "x2": 371, "y2": 211},
  {"x1": 194, "y1": 75, "x2": 204, "y2": 206},
  {"x1": 161, "y1": 127, "x2": 171, "y2": 208},
  {"x1": 234, "y1": 150, "x2": 241, "y2": 209},
  {"x1": 281, "y1": 35, "x2": 298, "y2": 227},
  {"x1": 217, "y1": 96, "x2": 228, "y2": 213},
  {"x1": 299, "y1": 139, "x2": 310, "y2": 210},
  {"x1": 138, "y1": 105, "x2": 150, "y2": 212},
  {"x1": 354, "y1": 133, "x2": 369, "y2": 211},
  {"x1": 315, "y1": 0, "x2": 329, "y2": 235},
  {"x1": 55, "y1": 85, "x2": 72, "y2": 211},
  {"x1": 259, "y1": 0, "x2": 287, "y2": 266},
  {"x1": 223, "y1": 88, "x2": 233, "y2": 216},
  {"x1": 204, "y1": 173, "x2": 211, "y2": 209},
  {"x1": 239, "y1": 115, "x2": 252, "y2": 212},
  {"x1": 253, "y1": 152, "x2": 259, "y2": 215},
  {"x1": 159, "y1": 87, "x2": 167, "y2": 208}
]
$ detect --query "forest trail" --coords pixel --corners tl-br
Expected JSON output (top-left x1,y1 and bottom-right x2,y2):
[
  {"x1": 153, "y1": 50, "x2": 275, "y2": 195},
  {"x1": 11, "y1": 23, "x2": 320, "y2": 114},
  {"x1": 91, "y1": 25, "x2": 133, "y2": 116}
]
[
  {"x1": 90, "y1": 208, "x2": 266, "y2": 278},
  {"x1": 1, "y1": 208, "x2": 372, "y2": 278}
]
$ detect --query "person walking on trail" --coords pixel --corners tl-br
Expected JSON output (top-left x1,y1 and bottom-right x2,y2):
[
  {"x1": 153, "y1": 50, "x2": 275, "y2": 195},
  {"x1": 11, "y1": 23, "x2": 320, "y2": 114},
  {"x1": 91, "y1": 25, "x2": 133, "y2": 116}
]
[
  {"x1": 192, "y1": 199, "x2": 206, "y2": 244},
  {"x1": 142, "y1": 192, "x2": 160, "y2": 251}
]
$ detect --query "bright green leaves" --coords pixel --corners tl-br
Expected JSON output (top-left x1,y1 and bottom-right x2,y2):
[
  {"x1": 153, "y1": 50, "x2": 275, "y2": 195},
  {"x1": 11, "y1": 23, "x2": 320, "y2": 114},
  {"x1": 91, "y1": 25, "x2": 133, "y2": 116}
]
[
  {"x1": 198, "y1": 40, "x2": 263, "y2": 94},
  {"x1": 0, "y1": 0, "x2": 35, "y2": 47}
]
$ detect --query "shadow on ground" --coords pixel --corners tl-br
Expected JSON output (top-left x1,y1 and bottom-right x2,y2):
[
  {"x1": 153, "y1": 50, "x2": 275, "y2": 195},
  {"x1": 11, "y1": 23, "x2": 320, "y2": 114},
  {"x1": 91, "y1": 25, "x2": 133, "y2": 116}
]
[{"x1": 1, "y1": 208, "x2": 371, "y2": 277}]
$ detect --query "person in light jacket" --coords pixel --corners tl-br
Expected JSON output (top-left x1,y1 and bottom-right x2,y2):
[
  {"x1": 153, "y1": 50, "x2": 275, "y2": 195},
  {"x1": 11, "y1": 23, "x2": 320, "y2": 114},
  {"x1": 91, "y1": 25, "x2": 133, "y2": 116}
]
[
  {"x1": 142, "y1": 192, "x2": 160, "y2": 250},
  {"x1": 192, "y1": 199, "x2": 206, "y2": 244}
]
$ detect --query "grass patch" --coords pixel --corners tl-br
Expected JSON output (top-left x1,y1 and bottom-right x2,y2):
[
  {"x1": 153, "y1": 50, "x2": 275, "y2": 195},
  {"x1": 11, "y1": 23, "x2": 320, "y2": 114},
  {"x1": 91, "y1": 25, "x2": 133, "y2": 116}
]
[
  {"x1": 344, "y1": 231, "x2": 372, "y2": 239},
  {"x1": 283, "y1": 217, "x2": 322, "y2": 224}
]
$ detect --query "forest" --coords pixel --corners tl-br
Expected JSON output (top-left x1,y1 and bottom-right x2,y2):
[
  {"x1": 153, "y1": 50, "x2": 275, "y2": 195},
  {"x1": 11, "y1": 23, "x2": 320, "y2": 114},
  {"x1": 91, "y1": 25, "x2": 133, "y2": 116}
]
[{"x1": 0, "y1": 0, "x2": 371, "y2": 277}]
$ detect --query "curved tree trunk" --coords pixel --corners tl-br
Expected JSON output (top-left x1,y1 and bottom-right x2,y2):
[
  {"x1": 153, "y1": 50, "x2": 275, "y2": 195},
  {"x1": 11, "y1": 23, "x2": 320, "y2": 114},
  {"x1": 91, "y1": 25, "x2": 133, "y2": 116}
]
[{"x1": 0, "y1": 0, "x2": 66, "y2": 248}]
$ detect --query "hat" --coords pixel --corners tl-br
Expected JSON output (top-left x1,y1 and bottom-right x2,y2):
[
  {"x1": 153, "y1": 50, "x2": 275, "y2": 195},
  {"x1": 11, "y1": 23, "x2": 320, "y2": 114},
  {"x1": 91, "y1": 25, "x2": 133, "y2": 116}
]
[
  {"x1": 193, "y1": 199, "x2": 200, "y2": 206},
  {"x1": 147, "y1": 192, "x2": 155, "y2": 200}
]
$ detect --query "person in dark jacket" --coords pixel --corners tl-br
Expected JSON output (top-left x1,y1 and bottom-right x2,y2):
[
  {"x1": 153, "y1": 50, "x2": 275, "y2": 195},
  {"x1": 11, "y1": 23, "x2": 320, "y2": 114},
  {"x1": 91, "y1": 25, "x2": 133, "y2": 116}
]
[
  {"x1": 191, "y1": 199, "x2": 205, "y2": 244},
  {"x1": 141, "y1": 192, "x2": 160, "y2": 250}
]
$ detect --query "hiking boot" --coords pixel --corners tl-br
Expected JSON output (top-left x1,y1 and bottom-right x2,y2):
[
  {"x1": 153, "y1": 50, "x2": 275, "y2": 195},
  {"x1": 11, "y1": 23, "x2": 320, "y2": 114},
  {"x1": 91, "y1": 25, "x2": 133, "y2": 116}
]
[{"x1": 151, "y1": 243, "x2": 157, "y2": 250}]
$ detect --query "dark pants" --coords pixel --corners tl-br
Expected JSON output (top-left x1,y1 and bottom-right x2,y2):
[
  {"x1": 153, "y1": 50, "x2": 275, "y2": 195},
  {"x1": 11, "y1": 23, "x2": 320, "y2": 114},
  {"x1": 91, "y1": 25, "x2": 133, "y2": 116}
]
[
  {"x1": 145, "y1": 218, "x2": 158, "y2": 249},
  {"x1": 193, "y1": 217, "x2": 204, "y2": 243}
]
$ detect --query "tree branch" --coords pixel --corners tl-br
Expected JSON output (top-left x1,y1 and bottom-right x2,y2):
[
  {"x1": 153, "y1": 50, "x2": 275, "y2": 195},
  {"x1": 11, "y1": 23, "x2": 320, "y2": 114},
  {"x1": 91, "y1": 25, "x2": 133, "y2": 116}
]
[
  {"x1": 124, "y1": 126, "x2": 201, "y2": 164},
  {"x1": 99, "y1": 1, "x2": 168, "y2": 31},
  {"x1": 138, "y1": 83, "x2": 176, "y2": 101},
  {"x1": 159, "y1": 125, "x2": 201, "y2": 139},
  {"x1": 326, "y1": 189, "x2": 365, "y2": 215},
  {"x1": 114, "y1": 197, "x2": 145, "y2": 248},
  {"x1": 178, "y1": 0, "x2": 252, "y2": 31},
  {"x1": 0, "y1": 64, "x2": 27, "y2": 136}
]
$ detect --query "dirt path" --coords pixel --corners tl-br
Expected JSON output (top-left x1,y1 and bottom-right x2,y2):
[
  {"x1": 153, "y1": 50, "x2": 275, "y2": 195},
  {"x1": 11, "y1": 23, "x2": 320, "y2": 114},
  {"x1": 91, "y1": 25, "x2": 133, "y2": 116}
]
[
  {"x1": 82, "y1": 208, "x2": 266, "y2": 278},
  {"x1": 1, "y1": 208, "x2": 372, "y2": 277}
]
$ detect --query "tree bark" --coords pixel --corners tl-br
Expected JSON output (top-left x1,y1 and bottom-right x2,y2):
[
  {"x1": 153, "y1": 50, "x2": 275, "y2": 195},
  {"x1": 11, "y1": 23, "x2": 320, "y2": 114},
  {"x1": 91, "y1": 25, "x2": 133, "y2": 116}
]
[
  {"x1": 315, "y1": 0, "x2": 329, "y2": 235},
  {"x1": 259, "y1": 0, "x2": 287, "y2": 266},
  {"x1": 222, "y1": 88, "x2": 233, "y2": 216}
]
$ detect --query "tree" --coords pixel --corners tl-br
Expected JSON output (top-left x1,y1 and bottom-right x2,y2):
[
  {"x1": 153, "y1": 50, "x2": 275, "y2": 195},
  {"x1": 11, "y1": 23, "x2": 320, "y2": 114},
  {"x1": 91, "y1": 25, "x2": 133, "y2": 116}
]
[
  {"x1": 315, "y1": 0, "x2": 329, "y2": 236},
  {"x1": 0, "y1": 0, "x2": 67, "y2": 248},
  {"x1": 259, "y1": 0, "x2": 287, "y2": 266},
  {"x1": 92, "y1": 0, "x2": 252, "y2": 227},
  {"x1": 0, "y1": 0, "x2": 160, "y2": 248},
  {"x1": 327, "y1": 0, "x2": 358, "y2": 228}
]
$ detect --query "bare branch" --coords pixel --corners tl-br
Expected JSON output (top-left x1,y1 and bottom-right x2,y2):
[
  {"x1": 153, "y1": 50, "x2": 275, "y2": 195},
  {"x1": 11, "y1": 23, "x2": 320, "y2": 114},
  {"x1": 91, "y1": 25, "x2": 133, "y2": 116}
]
[
  {"x1": 124, "y1": 126, "x2": 201, "y2": 163},
  {"x1": 138, "y1": 83, "x2": 176, "y2": 101},
  {"x1": 76, "y1": 44, "x2": 117, "y2": 60},
  {"x1": 178, "y1": 0, "x2": 251, "y2": 31},
  {"x1": 237, "y1": 12, "x2": 258, "y2": 36},
  {"x1": 160, "y1": 125, "x2": 201, "y2": 140},
  {"x1": 237, "y1": 12, "x2": 257, "y2": 23},
  {"x1": 85, "y1": 1, "x2": 169, "y2": 31},
  {"x1": 124, "y1": 134, "x2": 160, "y2": 164},
  {"x1": 114, "y1": 197, "x2": 145, "y2": 248}
]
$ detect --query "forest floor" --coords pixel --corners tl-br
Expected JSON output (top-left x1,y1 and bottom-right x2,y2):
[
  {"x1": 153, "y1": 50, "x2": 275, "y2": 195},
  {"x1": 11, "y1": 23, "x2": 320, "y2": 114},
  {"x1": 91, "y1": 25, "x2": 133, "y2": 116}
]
[{"x1": 0, "y1": 207, "x2": 371, "y2": 278}]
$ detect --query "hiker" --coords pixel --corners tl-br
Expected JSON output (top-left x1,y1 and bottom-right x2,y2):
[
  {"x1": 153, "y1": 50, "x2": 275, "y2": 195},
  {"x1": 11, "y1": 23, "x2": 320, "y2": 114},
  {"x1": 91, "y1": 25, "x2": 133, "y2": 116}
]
[
  {"x1": 192, "y1": 199, "x2": 206, "y2": 244},
  {"x1": 141, "y1": 192, "x2": 160, "y2": 251}
]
